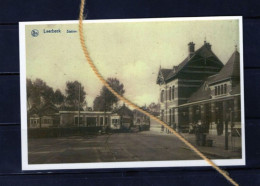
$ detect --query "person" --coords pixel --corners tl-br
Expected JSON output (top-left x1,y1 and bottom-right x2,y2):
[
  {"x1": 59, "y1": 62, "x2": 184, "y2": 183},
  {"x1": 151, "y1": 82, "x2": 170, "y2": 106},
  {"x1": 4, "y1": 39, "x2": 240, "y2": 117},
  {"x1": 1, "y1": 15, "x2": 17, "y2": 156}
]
[
  {"x1": 195, "y1": 120, "x2": 203, "y2": 146},
  {"x1": 161, "y1": 125, "x2": 164, "y2": 132},
  {"x1": 189, "y1": 122, "x2": 195, "y2": 134},
  {"x1": 173, "y1": 122, "x2": 176, "y2": 130}
]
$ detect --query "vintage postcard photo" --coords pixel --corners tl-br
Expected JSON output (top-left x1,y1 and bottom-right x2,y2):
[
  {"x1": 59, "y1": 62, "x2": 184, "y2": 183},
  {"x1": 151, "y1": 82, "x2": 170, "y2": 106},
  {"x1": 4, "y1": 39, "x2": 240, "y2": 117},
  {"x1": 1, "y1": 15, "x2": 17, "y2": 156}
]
[{"x1": 20, "y1": 17, "x2": 245, "y2": 170}]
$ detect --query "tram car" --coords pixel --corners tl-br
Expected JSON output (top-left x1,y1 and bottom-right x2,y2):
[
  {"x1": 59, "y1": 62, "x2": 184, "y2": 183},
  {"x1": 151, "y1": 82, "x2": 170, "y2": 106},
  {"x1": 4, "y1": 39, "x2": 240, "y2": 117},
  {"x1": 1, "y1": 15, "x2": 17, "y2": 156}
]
[
  {"x1": 110, "y1": 114, "x2": 121, "y2": 130},
  {"x1": 110, "y1": 114, "x2": 133, "y2": 131}
]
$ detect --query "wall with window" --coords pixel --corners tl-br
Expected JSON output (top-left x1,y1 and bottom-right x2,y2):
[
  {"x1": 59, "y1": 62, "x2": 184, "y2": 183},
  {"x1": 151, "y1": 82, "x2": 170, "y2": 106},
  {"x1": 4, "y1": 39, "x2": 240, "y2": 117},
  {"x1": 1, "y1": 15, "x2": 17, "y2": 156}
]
[
  {"x1": 210, "y1": 80, "x2": 232, "y2": 98},
  {"x1": 110, "y1": 115, "x2": 121, "y2": 129},
  {"x1": 74, "y1": 116, "x2": 84, "y2": 126},
  {"x1": 41, "y1": 116, "x2": 54, "y2": 128},
  {"x1": 159, "y1": 79, "x2": 178, "y2": 123},
  {"x1": 30, "y1": 118, "x2": 40, "y2": 128}
]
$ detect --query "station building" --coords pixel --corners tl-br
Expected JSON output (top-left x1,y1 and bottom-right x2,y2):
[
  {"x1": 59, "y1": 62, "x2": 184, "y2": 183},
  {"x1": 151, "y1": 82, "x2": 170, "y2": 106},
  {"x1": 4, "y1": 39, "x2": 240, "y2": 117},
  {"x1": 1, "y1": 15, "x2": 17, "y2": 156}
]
[{"x1": 156, "y1": 41, "x2": 241, "y2": 135}]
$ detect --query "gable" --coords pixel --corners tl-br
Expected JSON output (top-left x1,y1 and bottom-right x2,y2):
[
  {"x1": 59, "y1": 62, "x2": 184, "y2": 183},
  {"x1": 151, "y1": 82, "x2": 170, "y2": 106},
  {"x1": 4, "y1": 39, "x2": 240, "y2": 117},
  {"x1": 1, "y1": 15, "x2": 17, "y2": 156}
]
[
  {"x1": 40, "y1": 103, "x2": 59, "y2": 116},
  {"x1": 156, "y1": 68, "x2": 171, "y2": 84},
  {"x1": 166, "y1": 44, "x2": 223, "y2": 82}
]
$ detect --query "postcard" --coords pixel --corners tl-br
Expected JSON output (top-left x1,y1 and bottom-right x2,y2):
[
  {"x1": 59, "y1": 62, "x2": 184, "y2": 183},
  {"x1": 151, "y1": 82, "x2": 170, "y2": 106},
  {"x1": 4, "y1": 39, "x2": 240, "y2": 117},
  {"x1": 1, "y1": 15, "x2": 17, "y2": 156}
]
[{"x1": 19, "y1": 17, "x2": 245, "y2": 170}]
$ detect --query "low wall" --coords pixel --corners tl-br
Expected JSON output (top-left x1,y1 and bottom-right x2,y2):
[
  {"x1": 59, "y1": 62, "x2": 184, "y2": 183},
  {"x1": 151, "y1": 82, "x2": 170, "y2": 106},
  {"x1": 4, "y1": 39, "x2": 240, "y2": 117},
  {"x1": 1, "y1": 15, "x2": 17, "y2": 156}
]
[{"x1": 28, "y1": 127, "x2": 103, "y2": 138}]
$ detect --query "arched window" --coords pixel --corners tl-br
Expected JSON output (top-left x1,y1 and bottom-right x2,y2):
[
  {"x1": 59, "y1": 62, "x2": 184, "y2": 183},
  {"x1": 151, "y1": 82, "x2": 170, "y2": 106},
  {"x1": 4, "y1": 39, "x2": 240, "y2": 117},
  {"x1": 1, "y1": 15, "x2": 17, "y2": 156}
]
[
  {"x1": 169, "y1": 108, "x2": 172, "y2": 124},
  {"x1": 161, "y1": 90, "x2": 164, "y2": 102},
  {"x1": 224, "y1": 84, "x2": 227, "y2": 94},
  {"x1": 172, "y1": 86, "x2": 175, "y2": 100}
]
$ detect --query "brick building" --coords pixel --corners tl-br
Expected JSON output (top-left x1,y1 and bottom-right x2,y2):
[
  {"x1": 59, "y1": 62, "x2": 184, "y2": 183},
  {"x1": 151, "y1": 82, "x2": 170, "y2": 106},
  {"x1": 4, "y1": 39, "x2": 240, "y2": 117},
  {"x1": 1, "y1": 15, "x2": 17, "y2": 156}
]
[{"x1": 157, "y1": 41, "x2": 241, "y2": 135}]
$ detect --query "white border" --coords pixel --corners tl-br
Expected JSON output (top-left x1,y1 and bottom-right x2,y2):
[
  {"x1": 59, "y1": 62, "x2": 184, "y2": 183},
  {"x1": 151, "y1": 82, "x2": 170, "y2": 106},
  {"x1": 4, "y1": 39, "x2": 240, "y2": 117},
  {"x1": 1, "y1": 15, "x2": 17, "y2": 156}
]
[{"x1": 19, "y1": 16, "x2": 245, "y2": 171}]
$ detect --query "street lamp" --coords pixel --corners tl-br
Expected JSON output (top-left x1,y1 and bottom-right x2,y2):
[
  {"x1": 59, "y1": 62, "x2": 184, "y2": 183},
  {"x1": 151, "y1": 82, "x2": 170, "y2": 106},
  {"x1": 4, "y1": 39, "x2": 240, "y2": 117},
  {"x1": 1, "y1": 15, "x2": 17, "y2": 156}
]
[
  {"x1": 225, "y1": 107, "x2": 233, "y2": 150},
  {"x1": 195, "y1": 105, "x2": 200, "y2": 122},
  {"x1": 78, "y1": 83, "x2": 81, "y2": 127},
  {"x1": 215, "y1": 106, "x2": 219, "y2": 136}
]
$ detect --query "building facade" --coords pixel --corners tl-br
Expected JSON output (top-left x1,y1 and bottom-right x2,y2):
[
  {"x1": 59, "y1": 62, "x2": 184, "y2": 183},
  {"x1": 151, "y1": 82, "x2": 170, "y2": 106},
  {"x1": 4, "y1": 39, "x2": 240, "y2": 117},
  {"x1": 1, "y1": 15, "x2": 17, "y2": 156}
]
[
  {"x1": 28, "y1": 102, "x2": 59, "y2": 128},
  {"x1": 157, "y1": 41, "x2": 241, "y2": 135}
]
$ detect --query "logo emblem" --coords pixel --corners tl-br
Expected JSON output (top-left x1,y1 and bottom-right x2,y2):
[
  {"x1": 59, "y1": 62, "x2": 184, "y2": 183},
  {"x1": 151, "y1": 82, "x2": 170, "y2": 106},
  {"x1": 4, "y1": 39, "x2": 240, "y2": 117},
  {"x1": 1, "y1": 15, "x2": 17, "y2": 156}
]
[{"x1": 31, "y1": 29, "x2": 39, "y2": 37}]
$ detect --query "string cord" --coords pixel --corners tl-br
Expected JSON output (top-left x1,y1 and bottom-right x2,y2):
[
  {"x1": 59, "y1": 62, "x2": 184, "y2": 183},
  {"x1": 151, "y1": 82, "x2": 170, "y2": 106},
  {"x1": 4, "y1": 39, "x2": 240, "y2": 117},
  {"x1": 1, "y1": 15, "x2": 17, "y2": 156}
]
[{"x1": 78, "y1": 1, "x2": 239, "y2": 185}]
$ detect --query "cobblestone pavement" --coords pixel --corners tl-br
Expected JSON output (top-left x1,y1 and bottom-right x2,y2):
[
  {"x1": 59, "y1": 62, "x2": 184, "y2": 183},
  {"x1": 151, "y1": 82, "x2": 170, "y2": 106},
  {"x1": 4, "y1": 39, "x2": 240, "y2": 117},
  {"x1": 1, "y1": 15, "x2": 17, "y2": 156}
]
[{"x1": 28, "y1": 120, "x2": 241, "y2": 164}]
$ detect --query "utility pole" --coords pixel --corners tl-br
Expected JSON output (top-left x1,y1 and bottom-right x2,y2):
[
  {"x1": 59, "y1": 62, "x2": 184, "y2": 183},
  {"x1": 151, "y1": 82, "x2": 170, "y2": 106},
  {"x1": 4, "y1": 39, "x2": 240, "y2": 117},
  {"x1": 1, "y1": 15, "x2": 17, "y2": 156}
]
[
  {"x1": 225, "y1": 108, "x2": 231, "y2": 150},
  {"x1": 225, "y1": 119, "x2": 228, "y2": 150},
  {"x1": 78, "y1": 83, "x2": 81, "y2": 127}
]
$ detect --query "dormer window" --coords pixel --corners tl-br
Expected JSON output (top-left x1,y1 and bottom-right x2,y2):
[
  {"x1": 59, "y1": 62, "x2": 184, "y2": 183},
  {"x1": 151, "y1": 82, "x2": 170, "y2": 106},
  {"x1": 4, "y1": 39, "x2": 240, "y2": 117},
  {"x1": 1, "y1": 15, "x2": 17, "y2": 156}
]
[
  {"x1": 224, "y1": 84, "x2": 227, "y2": 94},
  {"x1": 215, "y1": 83, "x2": 228, "y2": 96}
]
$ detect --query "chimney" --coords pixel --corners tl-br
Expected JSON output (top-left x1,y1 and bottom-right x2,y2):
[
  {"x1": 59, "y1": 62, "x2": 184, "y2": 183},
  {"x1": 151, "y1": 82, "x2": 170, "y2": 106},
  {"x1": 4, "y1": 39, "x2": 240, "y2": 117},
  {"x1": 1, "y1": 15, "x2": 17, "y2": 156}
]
[
  {"x1": 188, "y1": 42, "x2": 195, "y2": 58},
  {"x1": 173, "y1": 66, "x2": 177, "y2": 73},
  {"x1": 204, "y1": 41, "x2": 212, "y2": 50}
]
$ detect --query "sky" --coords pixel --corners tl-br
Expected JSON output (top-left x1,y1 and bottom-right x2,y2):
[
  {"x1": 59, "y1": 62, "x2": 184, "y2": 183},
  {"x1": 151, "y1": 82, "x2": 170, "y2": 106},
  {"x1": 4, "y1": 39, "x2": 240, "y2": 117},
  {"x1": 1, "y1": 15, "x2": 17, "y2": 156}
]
[{"x1": 25, "y1": 18, "x2": 240, "y2": 108}]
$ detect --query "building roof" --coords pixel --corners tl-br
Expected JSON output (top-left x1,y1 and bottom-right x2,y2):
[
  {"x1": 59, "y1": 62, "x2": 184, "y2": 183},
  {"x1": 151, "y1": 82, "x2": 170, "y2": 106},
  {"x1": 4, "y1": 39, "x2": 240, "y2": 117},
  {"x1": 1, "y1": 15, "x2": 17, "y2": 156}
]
[
  {"x1": 157, "y1": 42, "x2": 223, "y2": 84},
  {"x1": 231, "y1": 84, "x2": 240, "y2": 95},
  {"x1": 28, "y1": 102, "x2": 59, "y2": 116},
  {"x1": 113, "y1": 104, "x2": 133, "y2": 117},
  {"x1": 208, "y1": 50, "x2": 240, "y2": 84},
  {"x1": 188, "y1": 82, "x2": 211, "y2": 102},
  {"x1": 161, "y1": 69, "x2": 172, "y2": 79},
  {"x1": 188, "y1": 50, "x2": 241, "y2": 103}
]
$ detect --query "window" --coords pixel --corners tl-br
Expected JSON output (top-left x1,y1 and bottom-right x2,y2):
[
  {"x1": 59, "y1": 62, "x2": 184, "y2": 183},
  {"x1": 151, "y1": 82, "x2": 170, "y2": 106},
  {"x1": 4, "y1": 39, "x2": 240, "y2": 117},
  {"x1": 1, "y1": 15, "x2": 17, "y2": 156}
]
[
  {"x1": 224, "y1": 84, "x2": 227, "y2": 94},
  {"x1": 215, "y1": 84, "x2": 228, "y2": 96},
  {"x1": 43, "y1": 119, "x2": 51, "y2": 124},
  {"x1": 172, "y1": 109, "x2": 175, "y2": 124},
  {"x1": 100, "y1": 117, "x2": 103, "y2": 125},
  {"x1": 75, "y1": 117, "x2": 83, "y2": 125},
  {"x1": 112, "y1": 119, "x2": 119, "y2": 125},
  {"x1": 169, "y1": 87, "x2": 171, "y2": 100},
  {"x1": 172, "y1": 86, "x2": 175, "y2": 100},
  {"x1": 105, "y1": 117, "x2": 108, "y2": 125},
  {"x1": 161, "y1": 90, "x2": 164, "y2": 102},
  {"x1": 86, "y1": 117, "x2": 96, "y2": 126},
  {"x1": 169, "y1": 108, "x2": 171, "y2": 124}
]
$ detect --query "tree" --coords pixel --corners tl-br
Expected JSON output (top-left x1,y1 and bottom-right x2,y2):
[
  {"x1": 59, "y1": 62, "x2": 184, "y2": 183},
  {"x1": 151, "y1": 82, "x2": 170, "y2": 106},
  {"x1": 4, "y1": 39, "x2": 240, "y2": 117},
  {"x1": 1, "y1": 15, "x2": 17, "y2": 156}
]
[
  {"x1": 93, "y1": 78, "x2": 125, "y2": 111},
  {"x1": 26, "y1": 78, "x2": 34, "y2": 109},
  {"x1": 27, "y1": 78, "x2": 55, "y2": 109},
  {"x1": 53, "y1": 89, "x2": 65, "y2": 105},
  {"x1": 147, "y1": 102, "x2": 160, "y2": 116},
  {"x1": 65, "y1": 81, "x2": 86, "y2": 108},
  {"x1": 93, "y1": 96, "x2": 104, "y2": 111},
  {"x1": 34, "y1": 78, "x2": 54, "y2": 104}
]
